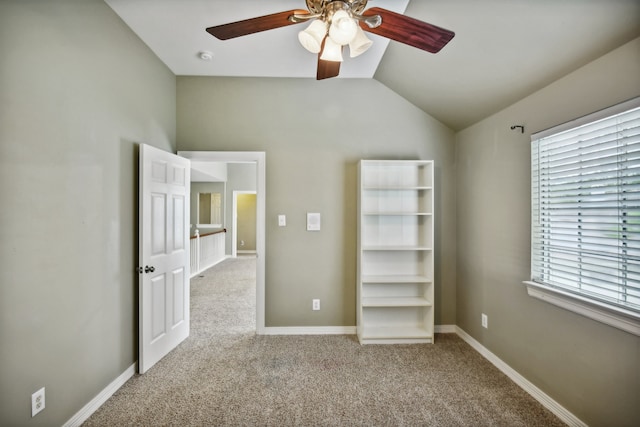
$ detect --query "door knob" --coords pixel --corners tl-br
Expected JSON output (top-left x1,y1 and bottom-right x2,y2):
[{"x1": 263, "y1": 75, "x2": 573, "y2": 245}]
[{"x1": 144, "y1": 266, "x2": 155, "y2": 273}]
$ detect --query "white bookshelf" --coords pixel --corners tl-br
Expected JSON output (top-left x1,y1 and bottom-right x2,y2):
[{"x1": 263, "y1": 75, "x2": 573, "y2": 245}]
[{"x1": 357, "y1": 160, "x2": 434, "y2": 344}]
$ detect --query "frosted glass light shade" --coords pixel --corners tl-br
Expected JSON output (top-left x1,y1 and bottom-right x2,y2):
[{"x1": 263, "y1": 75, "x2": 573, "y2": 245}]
[
  {"x1": 298, "y1": 20, "x2": 327, "y2": 53},
  {"x1": 349, "y1": 26, "x2": 373, "y2": 58},
  {"x1": 328, "y1": 10, "x2": 357, "y2": 45},
  {"x1": 320, "y1": 36, "x2": 343, "y2": 62}
]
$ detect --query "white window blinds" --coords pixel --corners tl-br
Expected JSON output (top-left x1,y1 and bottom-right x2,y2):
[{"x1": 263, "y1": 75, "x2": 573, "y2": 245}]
[{"x1": 531, "y1": 98, "x2": 640, "y2": 314}]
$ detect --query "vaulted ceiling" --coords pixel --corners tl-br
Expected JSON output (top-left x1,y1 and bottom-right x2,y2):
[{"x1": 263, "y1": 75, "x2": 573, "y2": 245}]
[{"x1": 106, "y1": 0, "x2": 640, "y2": 130}]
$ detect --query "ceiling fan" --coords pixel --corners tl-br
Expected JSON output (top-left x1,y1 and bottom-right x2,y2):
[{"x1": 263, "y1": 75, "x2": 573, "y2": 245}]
[{"x1": 206, "y1": 0, "x2": 455, "y2": 80}]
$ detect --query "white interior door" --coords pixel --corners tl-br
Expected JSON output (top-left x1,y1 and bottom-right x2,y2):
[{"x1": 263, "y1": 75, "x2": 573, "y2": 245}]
[{"x1": 139, "y1": 144, "x2": 190, "y2": 374}]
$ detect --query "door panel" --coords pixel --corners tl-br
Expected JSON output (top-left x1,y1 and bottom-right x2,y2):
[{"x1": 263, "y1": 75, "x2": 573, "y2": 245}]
[
  {"x1": 172, "y1": 267, "x2": 186, "y2": 325},
  {"x1": 139, "y1": 144, "x2": 190, "y2": 373},
  {"x1": 173, "y1": 195, "x2": 185, "y2": 251},
  {"x1": 151, "y1": 274, "x2": 166, "y2": 341},
  {"x1": 151, "y1": 193, "x2": 166, "y2": 255}
]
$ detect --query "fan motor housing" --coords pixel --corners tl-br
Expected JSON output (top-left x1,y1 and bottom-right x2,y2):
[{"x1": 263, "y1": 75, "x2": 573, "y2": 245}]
[{"x1": 306, "y1": 0, "x2": 368, "y2": 15}]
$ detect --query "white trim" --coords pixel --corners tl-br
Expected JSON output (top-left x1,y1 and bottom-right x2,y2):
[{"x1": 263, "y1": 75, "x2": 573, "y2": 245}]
[
  {"x1": 190, "y1": 255, "x2": 229, "y2": 278},
  {"x1": 62, "y1": 363, "x2": 136, "y2": 427},
  {"x1": 434, "y1": 324, "x2": 457, "y2": 333},
  {"x1": 524, "y1": 281, "x2": 640, "y2": 336},
  {"x1": 455, "y1": 327, "x2": 587, "y2": 427},
  {"x1": 264, "y1": 325, "x2": 455, "y2": 336},
  {"x1": 196, "y1": 223, "x2": 223, "y2": 229},
  {"x1": 531, "y1": 96, "x2": 640, "y2": 139},
  {"x1": 263, "y1": 326, "x2": 357, "y2": 335}
]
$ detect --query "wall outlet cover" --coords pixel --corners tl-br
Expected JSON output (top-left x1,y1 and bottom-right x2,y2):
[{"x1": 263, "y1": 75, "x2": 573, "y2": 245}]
[{"x1": 31, "y1": 387, "x2": 45, "y2": 417}]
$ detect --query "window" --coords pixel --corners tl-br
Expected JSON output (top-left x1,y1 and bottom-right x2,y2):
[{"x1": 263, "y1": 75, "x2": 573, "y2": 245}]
[{"x1": 526, "y1": 98, "x2": 640, "y2": 335}]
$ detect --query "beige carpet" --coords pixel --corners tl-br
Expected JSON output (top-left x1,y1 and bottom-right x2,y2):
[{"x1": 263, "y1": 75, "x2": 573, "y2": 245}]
[{"x1": 83, "y1": 256, "x2": 564, "y2": 426}]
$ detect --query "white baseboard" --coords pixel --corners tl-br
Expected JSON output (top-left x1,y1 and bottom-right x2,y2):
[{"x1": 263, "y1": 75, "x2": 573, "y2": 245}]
[
  {"x1": 262, "y1": 326, "x2": 357, "y2": 335},
  {"x1": 190, "y1": 255, "x2": 230, "y2": 278},
  {"x1": 205, "y1": 255, "x2": 229, "y2": 269},
  {"x1": 435, "y1": 324, "x2": 457, "y2": 333},
  {"x1": 62, "y1": 363, "x2": 136, "y2": 427},
  {"x1": 455, "y1": 327, "x2": 586, "y2": 427},
  {"x1": 262, "y1": 325, "x2": 455, "y2": 336}
]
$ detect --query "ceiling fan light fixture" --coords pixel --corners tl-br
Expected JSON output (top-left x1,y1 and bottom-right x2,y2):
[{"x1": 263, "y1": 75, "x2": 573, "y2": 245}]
[
  {"x1": 349, "y1": 26, "x2": 372, "y2": 58},
  {"x1": 205, "y1": 0, "x2": 455, "y2": 80},
  {"x1": 298, "y1": 19, "x2": 327, "y2": 53},
  {"x1": 328, "y1": 10, "x2": 357, "y2": 45},
  {"x1": 320, "y1": 36, "x2": 343, "y2": 62}
]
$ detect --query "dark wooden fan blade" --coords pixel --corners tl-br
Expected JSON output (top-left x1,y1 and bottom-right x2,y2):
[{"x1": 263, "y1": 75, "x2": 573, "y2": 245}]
[
  {"x1": 361, "y1": 7, "x2": 454, "y2": 53},
  {"x1": 206, "y1": 10, "x2": 309, "y2": 40},
  {"x1": 316, "y1": 37, "x2": 341, "y2": 80}
]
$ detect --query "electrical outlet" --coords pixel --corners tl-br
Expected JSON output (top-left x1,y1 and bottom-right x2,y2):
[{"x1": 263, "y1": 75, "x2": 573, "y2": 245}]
[
  {"x1": 31, "y1": 387, "x2": 45, "y2": 417},
  {"x1": 312, "y1": 299, "x2": 320, "y2": 311},
  {"x1": 481, "y1": 313, "x2": 488, "y2": 329}
]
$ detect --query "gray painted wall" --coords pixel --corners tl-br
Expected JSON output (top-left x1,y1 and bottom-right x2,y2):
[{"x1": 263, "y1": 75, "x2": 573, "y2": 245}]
[
  {"x1": 0, "y1": 1, "x2": 176, "y2": 425},
  {"x1": 455, "y1": 37, "x2": 640, "y2": 427},
  {"x1": 2, "y1": 1, "x2": 636, "y2": 425},
  {"x1": 176, "y1": 77, "x2": 458, "y2": 328}
]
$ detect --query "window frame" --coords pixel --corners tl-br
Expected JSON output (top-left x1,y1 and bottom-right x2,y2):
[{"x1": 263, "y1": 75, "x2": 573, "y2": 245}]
[{"x1": 525, "y1": 97, "x2": 640, "y2": 336}]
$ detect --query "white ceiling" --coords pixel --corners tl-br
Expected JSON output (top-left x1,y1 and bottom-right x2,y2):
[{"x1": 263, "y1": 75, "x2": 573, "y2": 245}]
[{"x1": 106, "y1": 0, "x2": 640, "y2": 130}]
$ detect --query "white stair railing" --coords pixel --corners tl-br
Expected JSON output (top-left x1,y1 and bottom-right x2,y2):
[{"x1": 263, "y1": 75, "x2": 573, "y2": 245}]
[{"x1": 190, "y1": 229, "x2": 226, "y2": 277}]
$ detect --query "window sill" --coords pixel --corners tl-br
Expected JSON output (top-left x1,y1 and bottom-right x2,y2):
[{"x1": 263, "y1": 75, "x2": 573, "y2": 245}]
[{"x1": 523, "y1": 281, "x2": 640, "y2": 336}]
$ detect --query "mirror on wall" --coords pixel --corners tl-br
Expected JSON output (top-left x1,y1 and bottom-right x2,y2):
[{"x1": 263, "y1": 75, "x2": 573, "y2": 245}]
[
  {"x1": 197, "y1": 192, "x2": 222, "y2": 227},
  {"x1": 190, "y1": 182, "x2": 225, "y2": 234}
]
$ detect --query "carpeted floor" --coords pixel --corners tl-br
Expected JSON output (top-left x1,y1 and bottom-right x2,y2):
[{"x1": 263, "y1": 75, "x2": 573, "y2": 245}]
[{"x1": 83, "y1": 256, "x2": 565, "y2": 426}]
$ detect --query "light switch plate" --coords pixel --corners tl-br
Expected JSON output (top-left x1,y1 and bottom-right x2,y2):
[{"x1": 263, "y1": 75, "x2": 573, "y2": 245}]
[
  {"x1": 278, "y1": 214, "x2": 286, "y2": 227},
  {"x1": 307, "y1": 213, "x2": 321, "y2": 231}
]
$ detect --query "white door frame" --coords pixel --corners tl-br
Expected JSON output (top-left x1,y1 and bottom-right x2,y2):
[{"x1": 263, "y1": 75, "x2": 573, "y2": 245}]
[
  {"x1": 177, "y1": 151, "x2": 266, "y2": 334},
  {"x1": 232, "y1": 191, "x2": 257, "y2": 257}
]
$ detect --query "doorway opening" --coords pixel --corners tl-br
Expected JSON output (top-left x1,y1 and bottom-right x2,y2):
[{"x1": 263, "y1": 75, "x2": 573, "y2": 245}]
[
  {"x1": 233, "y1": 191, "x2": 257, "y2": 257},
  {"x1": 178, "y1": 151, "x2": 266, "y2": 334}
]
